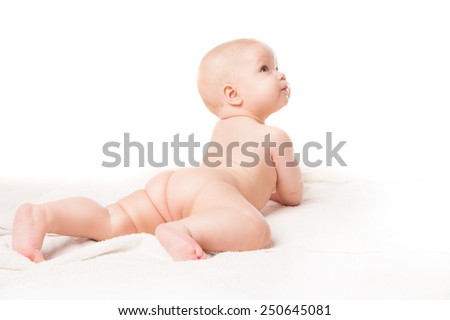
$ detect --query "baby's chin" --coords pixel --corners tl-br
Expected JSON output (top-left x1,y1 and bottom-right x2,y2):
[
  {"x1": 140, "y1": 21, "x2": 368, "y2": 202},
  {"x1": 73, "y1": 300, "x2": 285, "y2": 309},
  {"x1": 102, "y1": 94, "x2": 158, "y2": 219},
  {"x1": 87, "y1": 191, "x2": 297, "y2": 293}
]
[
  {"x1": 268, "y1": 103, "x2": 287, "y2": 116},
  {"x1": 280, "y1": 97, "x2": 290, "y2": 108}
]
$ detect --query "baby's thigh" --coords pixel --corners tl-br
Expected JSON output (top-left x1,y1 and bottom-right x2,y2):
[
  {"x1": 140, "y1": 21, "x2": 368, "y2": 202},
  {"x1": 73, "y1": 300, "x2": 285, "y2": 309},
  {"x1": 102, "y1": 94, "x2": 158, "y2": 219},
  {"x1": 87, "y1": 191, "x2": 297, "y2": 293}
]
[
  {"x1": 185, "y1": 184, "x2": 271, "y2": 250},
  {"x1": 144, "y1": 170, "x2": 177, "y2": 221},
  {"x1": 111, "y1": 170, "x2": 174, "y2": 234}
]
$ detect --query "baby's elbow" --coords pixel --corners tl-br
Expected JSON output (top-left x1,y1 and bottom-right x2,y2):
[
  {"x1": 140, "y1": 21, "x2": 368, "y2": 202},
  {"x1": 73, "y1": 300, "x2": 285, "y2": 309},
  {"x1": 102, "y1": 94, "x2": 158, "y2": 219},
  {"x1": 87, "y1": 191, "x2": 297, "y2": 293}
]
[
  {"x1": 296, "y1": 182, "x2": 304, "y2": 205},
  {"x1": 280, "y1": 189, "x2": 302, "y2": 206},
  {"x1": 296, "y1": 187, "x2": 304, "y2": 205},
  {"x1": 286, "y1": 196, "x2": 302, "y2": 206}
]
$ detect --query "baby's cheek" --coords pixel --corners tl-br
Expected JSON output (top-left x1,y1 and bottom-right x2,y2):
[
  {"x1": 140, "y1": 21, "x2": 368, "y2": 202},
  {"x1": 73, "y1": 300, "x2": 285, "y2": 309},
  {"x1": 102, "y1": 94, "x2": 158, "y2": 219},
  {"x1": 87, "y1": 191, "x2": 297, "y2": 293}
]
[
  {"x1": 257, "y1": 81, "x2": 276, "y2": 98},
  {"x1": 250, "y1": 81, "x2": 278, "y2": 107}
]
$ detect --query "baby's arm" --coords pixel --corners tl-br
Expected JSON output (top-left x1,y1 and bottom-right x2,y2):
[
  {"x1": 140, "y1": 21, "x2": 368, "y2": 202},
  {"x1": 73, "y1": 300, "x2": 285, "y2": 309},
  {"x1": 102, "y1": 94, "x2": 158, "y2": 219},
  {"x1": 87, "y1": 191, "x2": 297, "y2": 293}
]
[{"x1": 269, "y1": 128, "x2": 303, "y2": 206}]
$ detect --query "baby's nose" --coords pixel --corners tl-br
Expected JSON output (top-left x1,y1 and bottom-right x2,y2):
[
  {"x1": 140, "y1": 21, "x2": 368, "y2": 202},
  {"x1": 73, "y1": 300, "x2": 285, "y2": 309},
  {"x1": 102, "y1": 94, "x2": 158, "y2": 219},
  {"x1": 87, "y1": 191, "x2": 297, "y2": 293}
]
[{"x1": 277, "y1": 71, "x2": 286, "y2": 81}]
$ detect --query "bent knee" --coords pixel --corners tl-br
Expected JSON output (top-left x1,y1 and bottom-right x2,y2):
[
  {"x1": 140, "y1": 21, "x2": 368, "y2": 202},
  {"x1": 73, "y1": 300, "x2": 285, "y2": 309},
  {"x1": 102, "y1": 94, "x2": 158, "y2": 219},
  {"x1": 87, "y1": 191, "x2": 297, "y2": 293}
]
[
  {"x1": 243, "y1": 215, "x2": 271, "y2": 250},
  {"x1": 254, "y1": 217, "x2": 272, "y2": 249}
]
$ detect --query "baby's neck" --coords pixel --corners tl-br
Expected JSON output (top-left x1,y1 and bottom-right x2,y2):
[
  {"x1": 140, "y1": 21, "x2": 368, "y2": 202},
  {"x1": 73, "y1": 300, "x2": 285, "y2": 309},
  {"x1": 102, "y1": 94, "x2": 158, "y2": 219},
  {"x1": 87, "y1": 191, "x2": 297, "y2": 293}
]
[{"x1": 219, "y1": 113, "x2": 265, "y2": 125}]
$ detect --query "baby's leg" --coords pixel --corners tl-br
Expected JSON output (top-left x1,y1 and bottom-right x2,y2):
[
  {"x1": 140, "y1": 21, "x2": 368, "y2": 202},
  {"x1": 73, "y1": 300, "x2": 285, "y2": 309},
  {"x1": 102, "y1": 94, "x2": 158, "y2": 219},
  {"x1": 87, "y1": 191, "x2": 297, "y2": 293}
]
[
  {"x1": 156, "y1": 206, "x2": 271, "y2": 261},
  {"x1": 13, "y1": 171, "x2": 173, "y2": 262},
  {"x1": 12, "y1": 197, "x2": 138, "y2": 262}
]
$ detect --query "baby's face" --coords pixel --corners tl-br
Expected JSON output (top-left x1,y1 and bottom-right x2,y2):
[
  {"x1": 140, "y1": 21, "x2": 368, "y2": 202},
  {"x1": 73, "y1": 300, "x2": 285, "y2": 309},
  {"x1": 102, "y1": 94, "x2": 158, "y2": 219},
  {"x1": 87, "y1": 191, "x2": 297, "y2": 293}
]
[{"x1": 234, "y1": 43, "x2": 290, "y2": 119}]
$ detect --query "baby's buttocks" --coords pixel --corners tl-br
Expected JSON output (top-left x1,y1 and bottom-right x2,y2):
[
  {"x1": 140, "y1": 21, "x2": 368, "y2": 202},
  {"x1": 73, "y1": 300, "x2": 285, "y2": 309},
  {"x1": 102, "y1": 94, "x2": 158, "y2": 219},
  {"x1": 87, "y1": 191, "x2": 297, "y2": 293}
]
[{"x1": 164, "y1": 167, "x2": 241, "y2": 220}]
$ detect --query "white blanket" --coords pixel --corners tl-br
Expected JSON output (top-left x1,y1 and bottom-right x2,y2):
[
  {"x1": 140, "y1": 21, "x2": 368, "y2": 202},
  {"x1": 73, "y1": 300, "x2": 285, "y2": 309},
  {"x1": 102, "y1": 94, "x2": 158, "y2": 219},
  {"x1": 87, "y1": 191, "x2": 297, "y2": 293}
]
[{"x1": 1, "y1": 170, "x2": 450, "y2": 299}]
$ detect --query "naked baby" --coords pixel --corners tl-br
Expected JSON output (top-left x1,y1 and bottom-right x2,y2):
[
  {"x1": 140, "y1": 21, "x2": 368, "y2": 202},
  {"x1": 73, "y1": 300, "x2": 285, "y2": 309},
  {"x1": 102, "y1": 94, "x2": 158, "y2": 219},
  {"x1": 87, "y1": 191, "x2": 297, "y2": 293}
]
[{"x1": 12, "y1": 39, "x2": 303, "y2": 262}]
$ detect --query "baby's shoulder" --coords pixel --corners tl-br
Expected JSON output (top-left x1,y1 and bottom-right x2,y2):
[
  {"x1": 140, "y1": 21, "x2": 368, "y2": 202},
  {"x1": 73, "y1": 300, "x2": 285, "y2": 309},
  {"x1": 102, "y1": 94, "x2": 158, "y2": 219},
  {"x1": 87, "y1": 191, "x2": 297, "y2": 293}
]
[{"x1": 262, "y1": 125, "x2": 292, "y2": 143}]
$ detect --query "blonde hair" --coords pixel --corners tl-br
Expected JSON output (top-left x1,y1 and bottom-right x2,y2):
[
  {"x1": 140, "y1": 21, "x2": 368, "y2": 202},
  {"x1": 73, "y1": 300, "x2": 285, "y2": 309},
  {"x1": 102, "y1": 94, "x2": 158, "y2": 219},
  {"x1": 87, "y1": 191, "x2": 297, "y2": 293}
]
[{"x1": 197, "y1": 38, "x2": 261, "y2": 115}]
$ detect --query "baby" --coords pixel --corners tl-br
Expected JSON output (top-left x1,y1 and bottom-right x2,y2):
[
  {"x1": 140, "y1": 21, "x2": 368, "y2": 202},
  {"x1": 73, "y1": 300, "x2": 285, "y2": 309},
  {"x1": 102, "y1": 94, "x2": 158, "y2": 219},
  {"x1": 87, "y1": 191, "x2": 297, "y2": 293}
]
[{"x1": 12, "y1": 39, "x2": 303, "y2": 262}]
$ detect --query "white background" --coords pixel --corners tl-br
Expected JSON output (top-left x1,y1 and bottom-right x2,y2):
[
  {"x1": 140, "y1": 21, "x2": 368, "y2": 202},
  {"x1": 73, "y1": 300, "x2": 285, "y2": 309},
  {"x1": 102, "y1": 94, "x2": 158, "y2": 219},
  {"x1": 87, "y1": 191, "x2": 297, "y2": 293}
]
[{"x1": 1, "y1": 0, "x2": 449, "y2": 181}]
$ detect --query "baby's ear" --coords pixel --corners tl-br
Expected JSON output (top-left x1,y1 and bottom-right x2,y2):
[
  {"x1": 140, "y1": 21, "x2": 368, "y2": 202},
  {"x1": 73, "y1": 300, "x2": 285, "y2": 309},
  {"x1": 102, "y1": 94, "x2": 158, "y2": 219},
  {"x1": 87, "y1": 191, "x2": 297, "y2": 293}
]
[{"x1": 223, "y1": 84, "x2": 243, "y2": 107}]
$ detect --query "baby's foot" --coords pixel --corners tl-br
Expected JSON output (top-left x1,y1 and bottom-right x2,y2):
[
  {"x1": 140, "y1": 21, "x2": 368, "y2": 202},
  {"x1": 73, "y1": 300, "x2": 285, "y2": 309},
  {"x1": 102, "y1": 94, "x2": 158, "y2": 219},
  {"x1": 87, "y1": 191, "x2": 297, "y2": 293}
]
[
  {"x1": 12, "y1": 203, "x2": 47, "y2": 263},
  {"x1": 155, "y1": 223, "x2": 207, "y2": 261}
]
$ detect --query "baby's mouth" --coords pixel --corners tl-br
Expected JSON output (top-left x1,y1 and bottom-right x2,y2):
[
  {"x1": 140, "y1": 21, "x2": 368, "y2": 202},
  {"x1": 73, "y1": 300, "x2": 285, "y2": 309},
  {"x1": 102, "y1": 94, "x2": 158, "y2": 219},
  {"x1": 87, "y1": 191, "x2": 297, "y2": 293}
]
[{"x1": 282, "y1": 83, "x2": 291, "y2": 98}]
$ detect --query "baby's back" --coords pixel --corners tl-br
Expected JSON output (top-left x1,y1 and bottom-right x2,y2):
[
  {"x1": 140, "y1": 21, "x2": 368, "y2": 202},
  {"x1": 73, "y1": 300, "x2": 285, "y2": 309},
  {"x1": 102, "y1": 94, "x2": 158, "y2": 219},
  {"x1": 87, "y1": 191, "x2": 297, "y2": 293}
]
[{"x1": 202, "y1": 117, "x2": 278, "y2": 209}]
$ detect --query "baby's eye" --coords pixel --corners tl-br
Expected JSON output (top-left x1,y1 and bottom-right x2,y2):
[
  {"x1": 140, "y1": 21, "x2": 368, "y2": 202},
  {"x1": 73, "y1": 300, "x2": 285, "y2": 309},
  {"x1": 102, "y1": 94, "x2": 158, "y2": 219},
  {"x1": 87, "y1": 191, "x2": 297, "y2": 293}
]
[{"x1": 260, "y1": 65, "x2": 269, "y2": 72}]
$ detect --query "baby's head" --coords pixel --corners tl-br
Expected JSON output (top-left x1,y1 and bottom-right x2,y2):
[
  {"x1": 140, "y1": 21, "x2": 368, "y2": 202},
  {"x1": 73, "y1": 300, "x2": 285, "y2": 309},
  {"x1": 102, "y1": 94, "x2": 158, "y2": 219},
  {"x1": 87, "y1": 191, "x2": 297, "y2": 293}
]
[{"x1": 197, "y1": 39, "x2": 290, "y2": 123}]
